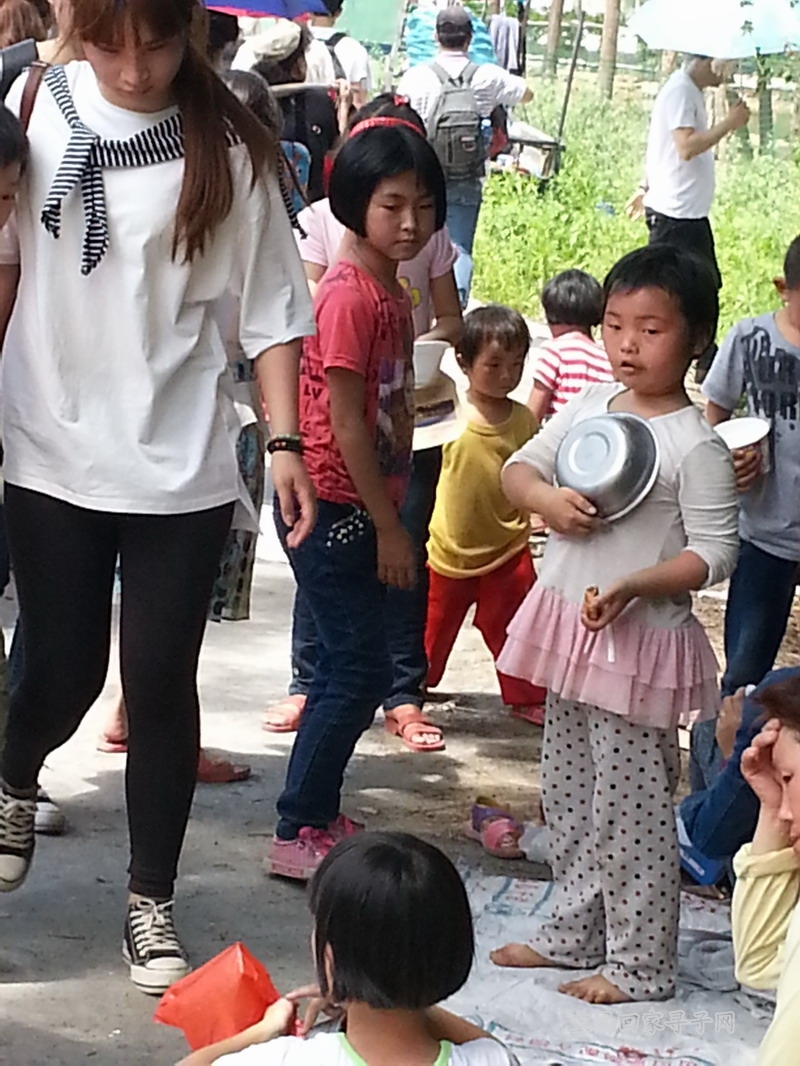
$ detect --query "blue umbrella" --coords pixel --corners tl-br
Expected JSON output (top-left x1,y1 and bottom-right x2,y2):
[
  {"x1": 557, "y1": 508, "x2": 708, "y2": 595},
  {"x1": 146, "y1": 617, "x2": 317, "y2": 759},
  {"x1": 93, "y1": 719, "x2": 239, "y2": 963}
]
[
  {"x1": 628, "y1": 0, "x2": 800, "y2": 58},
  {"x1": 404, "y1": 7, "x2": 498, "y2": 67},
  {"x1": 207, "y1": 1, "x2": 328, "y2": 17}
]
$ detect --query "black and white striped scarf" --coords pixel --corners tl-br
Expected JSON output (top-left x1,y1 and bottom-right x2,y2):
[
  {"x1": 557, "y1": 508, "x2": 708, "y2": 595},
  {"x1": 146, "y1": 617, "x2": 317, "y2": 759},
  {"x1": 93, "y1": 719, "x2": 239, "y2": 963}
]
[{"x1": 41, "y1": 65, "x2": 302, "y2": 275}]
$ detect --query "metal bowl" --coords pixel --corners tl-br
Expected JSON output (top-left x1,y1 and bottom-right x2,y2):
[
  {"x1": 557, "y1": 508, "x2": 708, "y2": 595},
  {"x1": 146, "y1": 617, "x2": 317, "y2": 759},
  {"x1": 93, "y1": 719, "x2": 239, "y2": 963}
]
[{"x1": 554, "y1": 412, "x2": 660, "y2": 521}]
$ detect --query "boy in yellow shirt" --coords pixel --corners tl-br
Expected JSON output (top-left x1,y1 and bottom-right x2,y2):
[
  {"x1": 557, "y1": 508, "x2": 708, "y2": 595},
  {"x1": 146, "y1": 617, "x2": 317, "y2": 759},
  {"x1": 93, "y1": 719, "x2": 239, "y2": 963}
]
[{"x1": 425, "y1": 305, "x2": 547, "y2": 723}]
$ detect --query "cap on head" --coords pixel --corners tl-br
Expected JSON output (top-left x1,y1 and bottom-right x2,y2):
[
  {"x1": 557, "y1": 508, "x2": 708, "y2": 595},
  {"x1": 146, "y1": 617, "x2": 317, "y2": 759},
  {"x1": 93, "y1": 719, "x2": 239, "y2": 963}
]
[
  {"x1": 253, "y1": 17, "x2": 302, "y2": 62},
  {"x1": 436, "y1": 4, "x2": 473, "y2": 35}
]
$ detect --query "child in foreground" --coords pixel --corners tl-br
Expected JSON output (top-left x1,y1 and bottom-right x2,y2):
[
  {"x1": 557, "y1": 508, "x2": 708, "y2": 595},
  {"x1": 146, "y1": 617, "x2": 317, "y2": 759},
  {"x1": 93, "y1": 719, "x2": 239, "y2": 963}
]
[
  {"x1": 493, "y1": 246, "x2": 740, "y2": 1003},
  {"x1": 526, "y1": 268, "x2": 612, "y2": 423},
  {"x1": 425, "y1": 305, "x2": 547, "y2": 731},
  {"x1": 178, "y1": 832, "x2": 518, "y2": 1066}
]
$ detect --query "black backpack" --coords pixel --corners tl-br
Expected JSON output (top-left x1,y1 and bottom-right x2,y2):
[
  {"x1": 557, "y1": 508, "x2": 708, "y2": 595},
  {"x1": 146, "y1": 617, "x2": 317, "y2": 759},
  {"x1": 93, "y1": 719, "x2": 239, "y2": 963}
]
[{"x1": 325, "y1": 31, "x2": 347, "y2": 83}]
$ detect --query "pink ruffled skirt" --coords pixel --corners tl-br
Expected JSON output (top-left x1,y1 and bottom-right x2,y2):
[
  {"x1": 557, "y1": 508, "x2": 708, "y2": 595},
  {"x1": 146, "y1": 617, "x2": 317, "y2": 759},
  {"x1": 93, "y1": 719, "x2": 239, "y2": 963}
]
[{"x1": 497, "y1": 584, "x2": 720, "y2": 728}]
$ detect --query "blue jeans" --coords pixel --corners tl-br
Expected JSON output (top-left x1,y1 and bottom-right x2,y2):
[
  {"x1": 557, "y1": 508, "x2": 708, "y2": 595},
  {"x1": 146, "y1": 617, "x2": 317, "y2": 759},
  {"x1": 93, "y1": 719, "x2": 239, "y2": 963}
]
[
  {"x1": 690, "y1": 538, "x2": 798, "y2": 798},
  {"x1": 289, "y1": 447, "x2": 442, "y2": 710},
  {"x1": 275, "y1": 500, "x2": 392, "y2": 839},
  {"x1": 446, "y1": 180, "x2": 483, "y2": 308}
]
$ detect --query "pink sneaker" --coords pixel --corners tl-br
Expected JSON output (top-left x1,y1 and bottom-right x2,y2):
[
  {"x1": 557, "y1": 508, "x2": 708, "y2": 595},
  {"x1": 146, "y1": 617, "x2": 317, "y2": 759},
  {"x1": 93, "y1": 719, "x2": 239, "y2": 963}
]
[
  {"x1": 268, "y1": 827, "x2": 336, "y2": 881},
  {"x1": 328, "y1": 813, "x2": 365, "y2": 841}
]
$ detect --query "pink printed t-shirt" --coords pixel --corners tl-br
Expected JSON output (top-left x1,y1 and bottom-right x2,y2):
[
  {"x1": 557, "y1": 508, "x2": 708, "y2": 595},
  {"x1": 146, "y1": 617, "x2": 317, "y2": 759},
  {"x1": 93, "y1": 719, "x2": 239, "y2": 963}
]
[
  {"x1": 296, "y1": 198, "x2": 457, "y2": 338},
  {"x1": 301, "y1": 259, "x2": 415, "y2": 508},
  {"x1": 533, "y1": 330, "x2": 614, "y2": 416}
]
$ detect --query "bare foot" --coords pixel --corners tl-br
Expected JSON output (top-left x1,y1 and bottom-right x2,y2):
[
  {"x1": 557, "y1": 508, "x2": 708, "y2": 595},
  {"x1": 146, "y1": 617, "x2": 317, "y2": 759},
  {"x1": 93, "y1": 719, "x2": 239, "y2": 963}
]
[
  {"x1": 559, "y1": 974, "x2": 632, "y2": 1004},
  {"x1": 97, "y1": 694, "x2": 129, "y2": 751},
  {"x1": 490, "y1": 943, "x2": 556, "y2": 968}
]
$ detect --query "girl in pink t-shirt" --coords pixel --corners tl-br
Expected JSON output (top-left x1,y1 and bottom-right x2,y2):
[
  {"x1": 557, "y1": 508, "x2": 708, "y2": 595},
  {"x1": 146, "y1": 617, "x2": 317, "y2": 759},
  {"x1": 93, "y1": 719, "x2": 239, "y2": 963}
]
[{"x1": 268, "y1": 118, "x2": 447, "y2": 882}]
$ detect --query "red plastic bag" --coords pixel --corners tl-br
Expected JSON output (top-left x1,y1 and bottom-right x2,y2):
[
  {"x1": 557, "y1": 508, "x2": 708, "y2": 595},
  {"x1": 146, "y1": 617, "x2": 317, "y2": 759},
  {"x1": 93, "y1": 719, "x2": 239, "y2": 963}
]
[{"x1": 153, "y1": 942, "x2": 281, "y2": 1050}]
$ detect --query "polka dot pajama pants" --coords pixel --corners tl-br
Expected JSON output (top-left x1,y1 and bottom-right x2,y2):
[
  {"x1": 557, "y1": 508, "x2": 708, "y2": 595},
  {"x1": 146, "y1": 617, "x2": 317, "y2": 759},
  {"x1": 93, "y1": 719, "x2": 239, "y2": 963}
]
[{"x1": 533, "y1": 692, "x2": 681, "y2": 1000}]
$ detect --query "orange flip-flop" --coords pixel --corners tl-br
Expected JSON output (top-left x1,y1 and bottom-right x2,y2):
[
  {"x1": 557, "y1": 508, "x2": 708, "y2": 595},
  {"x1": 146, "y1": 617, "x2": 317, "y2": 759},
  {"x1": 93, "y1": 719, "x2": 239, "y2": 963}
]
[{"x1": 384, "y1": 708, "x2": 445, "y2": 753}]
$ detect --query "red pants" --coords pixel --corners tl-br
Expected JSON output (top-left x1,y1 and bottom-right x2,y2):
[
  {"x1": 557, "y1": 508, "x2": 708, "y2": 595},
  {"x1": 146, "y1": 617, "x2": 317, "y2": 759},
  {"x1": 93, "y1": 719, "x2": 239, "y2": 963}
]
[{"x1": 425, "y1": 548, "x2": 547, "y2": 707}]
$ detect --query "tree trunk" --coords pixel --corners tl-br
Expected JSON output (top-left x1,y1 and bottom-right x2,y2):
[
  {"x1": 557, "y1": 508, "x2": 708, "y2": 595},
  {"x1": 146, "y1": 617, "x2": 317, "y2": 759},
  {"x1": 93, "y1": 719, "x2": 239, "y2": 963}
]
[
  {"x1": 543, "y1": 0, "x2": 565, "y2": 77},
  {"x1": 598, "y1": 0, "x2": 621, "y2": 100}
]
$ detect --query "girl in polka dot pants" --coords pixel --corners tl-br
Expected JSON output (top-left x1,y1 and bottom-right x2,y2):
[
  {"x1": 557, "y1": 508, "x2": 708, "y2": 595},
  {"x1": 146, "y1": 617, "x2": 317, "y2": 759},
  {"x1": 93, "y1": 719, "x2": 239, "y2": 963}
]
[{"x1": 491, "y1": 247, "x2": 741, "y2": 1003}]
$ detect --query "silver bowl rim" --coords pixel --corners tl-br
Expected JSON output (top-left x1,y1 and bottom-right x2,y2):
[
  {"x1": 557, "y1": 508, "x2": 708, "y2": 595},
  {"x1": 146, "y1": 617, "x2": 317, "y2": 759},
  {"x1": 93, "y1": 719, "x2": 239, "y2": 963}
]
[{"x1": 555, "y1": 411, "x2": 661, "y2": 523}]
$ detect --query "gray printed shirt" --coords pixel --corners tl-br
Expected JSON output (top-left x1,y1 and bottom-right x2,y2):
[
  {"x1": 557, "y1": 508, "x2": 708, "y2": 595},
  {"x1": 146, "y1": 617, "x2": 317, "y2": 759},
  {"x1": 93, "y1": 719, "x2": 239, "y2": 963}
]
[{"x1": 702, "y1": 312, "x2": 800, "y2": 561}]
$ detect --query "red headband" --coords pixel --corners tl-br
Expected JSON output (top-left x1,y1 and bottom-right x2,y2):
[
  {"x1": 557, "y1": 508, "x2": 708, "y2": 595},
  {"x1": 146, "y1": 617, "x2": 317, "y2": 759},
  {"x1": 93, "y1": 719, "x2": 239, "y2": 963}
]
[{"x1": 348, "y1": 116, "x2": 424, "y2": 140}]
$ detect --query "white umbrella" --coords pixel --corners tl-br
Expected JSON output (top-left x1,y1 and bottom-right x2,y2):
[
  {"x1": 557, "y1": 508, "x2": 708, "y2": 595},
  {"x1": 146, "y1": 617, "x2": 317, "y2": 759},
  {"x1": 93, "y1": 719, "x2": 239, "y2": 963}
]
[{"x1": 628, "y1": 0, "x2": 800, "y2": 58}]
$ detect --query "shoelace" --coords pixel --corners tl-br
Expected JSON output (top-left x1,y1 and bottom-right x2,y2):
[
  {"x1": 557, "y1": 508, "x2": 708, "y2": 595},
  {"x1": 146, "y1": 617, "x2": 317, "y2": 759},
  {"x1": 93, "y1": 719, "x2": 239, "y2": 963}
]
[
  {"x1": 129, "y1": 899, "x2": 183, "y2": 954},
  {"x1": 0, "y1": 795, "x2": 35, "y2": 850}
]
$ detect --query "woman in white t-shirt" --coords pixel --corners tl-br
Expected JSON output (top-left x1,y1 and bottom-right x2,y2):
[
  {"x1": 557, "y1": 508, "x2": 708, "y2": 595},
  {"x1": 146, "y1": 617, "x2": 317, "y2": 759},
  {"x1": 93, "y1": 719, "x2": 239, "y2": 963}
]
[
  {"x1": 177, "y1": 832, "x2": 518, "y2": 1066},
  {"x1": 0, "y1": 0, "x2": 315, "y2": 994}
]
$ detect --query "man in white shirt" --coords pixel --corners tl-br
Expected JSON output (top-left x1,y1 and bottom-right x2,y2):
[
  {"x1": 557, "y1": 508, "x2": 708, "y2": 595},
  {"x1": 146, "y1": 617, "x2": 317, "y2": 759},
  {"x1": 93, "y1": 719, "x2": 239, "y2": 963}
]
[
  {"x1": 629, "y1": 56, "x2": 749, "y2": 379},
  {"x1": 398, "y1": 4, "x2": 531, "y2": 306},
  {"x1": 304, "y1": 0, "x2": 372, "y2": 108}
]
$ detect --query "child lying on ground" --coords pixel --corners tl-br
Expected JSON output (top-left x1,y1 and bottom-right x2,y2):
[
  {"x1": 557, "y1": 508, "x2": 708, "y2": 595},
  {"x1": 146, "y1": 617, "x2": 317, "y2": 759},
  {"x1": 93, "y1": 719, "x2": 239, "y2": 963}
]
[{"x1": 177, "y1": 832, "x2": 518, "y2": 1066}]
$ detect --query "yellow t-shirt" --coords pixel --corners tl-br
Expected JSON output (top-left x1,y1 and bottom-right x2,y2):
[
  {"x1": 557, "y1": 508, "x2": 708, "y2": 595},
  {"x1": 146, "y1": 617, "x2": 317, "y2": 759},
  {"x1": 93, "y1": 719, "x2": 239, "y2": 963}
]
[{"x1": 427, "y1": 400, "x2": 536, "y2": 579}]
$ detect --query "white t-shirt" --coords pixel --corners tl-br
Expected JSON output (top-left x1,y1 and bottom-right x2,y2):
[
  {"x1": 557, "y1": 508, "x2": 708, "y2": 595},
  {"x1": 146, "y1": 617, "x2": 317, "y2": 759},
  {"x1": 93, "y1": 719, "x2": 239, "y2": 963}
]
[
  {"x1": 396, "y1": 52, "x2": 528, "y2": 126},
  {"x1": 0, "y1": 62, "x2": 314, "y2": 515},
  {"x1": 643, "y1": 68, "x2": 715, "y2": 220},
  {"x1": 306, "y1": 27, "x2": 373, "y2": 92},
  {"x1": 216, "y1": 1032, "x2": 517, "y2": 1066}
]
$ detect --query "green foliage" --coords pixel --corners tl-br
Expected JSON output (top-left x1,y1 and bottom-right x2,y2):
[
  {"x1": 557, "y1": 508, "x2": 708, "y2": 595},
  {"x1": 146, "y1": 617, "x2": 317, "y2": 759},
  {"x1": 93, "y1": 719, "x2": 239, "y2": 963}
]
[{"x1": 474, "y1": 81, "x2": 800, "y2": 335}]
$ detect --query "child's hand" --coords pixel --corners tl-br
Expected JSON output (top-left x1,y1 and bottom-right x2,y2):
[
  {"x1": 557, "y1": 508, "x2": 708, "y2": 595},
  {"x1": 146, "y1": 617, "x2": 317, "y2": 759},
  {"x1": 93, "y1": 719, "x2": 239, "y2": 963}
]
[
  {"x1": 256, "y1": 998, "x2": 297, "y2": 1041},
  {"x1": 580, "y1": 579, "x2": 634, "y2": 630},
  {"x1": 741, "y1": 718, "x2": 783, "y2": 812},
  {"x1": 731, "y1": 446, "x2": 762, "y2": 493},
  {"x1": 377, "y1": 522, "x2": 415, "y2": 589},
  {"x1": 544, "y1": 487, "x2": 599, "y2": 537},
  {"x1": 716, "y1": 687, "x2": 746, "y2": 761},
  {"x1": 285, "y1": 984, "x2": 345, "y2": 1035}
]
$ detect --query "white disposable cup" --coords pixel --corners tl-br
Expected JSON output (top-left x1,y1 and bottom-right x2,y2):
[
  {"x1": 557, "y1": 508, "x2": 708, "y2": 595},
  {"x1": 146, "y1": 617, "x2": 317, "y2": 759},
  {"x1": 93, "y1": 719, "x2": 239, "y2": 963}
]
[
  {"x1": 714, "y1": 416, "x2": 771, "y2": 474},
  {"x1": 413, "y1": 340, "x2": 448, "y2": 389}
]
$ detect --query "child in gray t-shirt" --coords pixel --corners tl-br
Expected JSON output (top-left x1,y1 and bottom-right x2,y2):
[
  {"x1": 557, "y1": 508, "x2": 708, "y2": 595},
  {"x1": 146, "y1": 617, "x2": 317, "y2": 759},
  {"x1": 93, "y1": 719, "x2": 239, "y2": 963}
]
[{"x1": 702, "y1": 234, "x2": 800, "y2": 709}]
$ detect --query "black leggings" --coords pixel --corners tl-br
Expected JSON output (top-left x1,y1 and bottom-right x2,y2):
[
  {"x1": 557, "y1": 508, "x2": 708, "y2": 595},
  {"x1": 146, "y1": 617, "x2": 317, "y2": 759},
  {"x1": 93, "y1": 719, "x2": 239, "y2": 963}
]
[{"x1": 1, "y1": 486, "x2": 234, "y2": 899}]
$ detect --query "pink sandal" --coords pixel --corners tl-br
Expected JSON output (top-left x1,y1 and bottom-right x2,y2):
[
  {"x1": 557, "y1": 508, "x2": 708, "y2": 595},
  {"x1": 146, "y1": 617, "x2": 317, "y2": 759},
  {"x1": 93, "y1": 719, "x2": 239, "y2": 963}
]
[
  {"x1": 384, "y1": 706, "x2": 445, "y2": 753},
  {"x1": 465, "y1": 798, "x2": 524, "y2": 859}
]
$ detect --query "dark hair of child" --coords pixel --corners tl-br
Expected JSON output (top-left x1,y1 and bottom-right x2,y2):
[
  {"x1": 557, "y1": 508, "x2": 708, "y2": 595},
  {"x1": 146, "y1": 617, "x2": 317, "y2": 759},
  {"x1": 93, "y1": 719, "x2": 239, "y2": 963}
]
[
  {"x1": 322, "y1": 0, "x2": 345, "y2": 14},
  {"x1": 604, "y1": 245, "x2": 720, "y2": 358},
  {"x1": 344, "y1": 94, "x2": 426, "y2": 138},
  {"x1": 783, "y1": 235, "x2": 800, "y2": 290},
  {"x1": 756, "y1": 675, "x2": 800, "y2": 734},
  {"x1": 458, "y1": 304, "x2": 531, "y2": 368},
  {"x1": 253, "y1": 24, "x2": 311, "y2": 87},
  {"x1": 0, "y1": 106, "x2": 27, "y2": 172},
  {"x1": 329, "y1": 124, "x2": 446, "y2": 238},
  {"x1": 220, "y1": 70, "x2": 283, "y2": 138},
  {"x1": 309, "y1": 832, "x2": 475, "y2": 1010},
  {"x1": 541, "y1": 269, "x2": 603, "y2": 331},
  {"x1": 207, "y1": 11, "x2": 239, "y2": 61}
]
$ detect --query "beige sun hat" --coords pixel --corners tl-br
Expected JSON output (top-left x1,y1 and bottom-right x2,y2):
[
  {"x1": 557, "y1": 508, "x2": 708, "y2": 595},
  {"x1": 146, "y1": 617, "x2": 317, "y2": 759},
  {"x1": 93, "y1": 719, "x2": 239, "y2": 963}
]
[
  {"x1": 413, "y1": 371, "x2": 466, "y2": 451},
  {"x1": 231, "y1": 17, "x2": 302, "y2": 71}
]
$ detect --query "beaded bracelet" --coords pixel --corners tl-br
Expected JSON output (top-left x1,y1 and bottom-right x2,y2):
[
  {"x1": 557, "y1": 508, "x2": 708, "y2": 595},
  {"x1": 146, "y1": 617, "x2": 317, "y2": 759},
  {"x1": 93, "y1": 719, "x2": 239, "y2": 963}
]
[{"x1": 267, "y1": 434, "x2": 304, "y2": 456}]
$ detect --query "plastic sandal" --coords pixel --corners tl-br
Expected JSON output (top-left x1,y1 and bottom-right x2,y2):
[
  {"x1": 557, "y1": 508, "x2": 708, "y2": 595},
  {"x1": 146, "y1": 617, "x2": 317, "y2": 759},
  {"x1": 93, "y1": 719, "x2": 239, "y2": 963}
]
[
  {"x1": 262, "y1": 694, "x2": 306, "y2": 734},
  {"x1": 465, "y1": 797, "x2": 524, "y2": 859},
  {"x1": 384, "y1": 707, "x2": 445, "y2": 753}
]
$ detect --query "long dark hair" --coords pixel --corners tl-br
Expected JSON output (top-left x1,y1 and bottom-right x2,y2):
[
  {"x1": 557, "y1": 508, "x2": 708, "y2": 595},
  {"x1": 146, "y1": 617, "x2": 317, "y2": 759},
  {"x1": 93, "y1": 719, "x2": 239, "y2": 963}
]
[{"x1": 69, "y1": 0, "x2": 278, "y2": 263}]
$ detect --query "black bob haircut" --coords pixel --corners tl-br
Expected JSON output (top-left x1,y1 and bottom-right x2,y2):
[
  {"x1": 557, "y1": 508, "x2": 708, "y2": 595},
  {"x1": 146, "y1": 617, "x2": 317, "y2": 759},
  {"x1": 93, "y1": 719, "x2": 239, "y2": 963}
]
[
  {"x1": 603, "y1": 244, "x2": 719, "y2": 356},
  {"x1": 0, "y1": 106, "x2": 27, "y2": 172},
  {"x1": 309, "y1": 831, "x2": 475, "y2": 1010},
  {"x1": 783, "y1": 234, "x2": 800, "y2": 290},
  {"x1": 542, "y1": 269, "x2": 603, "y2": 330},
  {"x1": 329, "y1": 125, "x2": 446, "y2": 237},
  {"x1": 459, "y1": 304, "x2": 531, "y2": 367}
]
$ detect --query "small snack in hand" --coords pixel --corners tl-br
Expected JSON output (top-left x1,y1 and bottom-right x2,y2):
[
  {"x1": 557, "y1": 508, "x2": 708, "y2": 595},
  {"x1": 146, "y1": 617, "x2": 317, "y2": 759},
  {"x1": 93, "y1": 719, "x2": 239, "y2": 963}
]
[{"x1": 583, "y1": 585, "x2": 601, "y2": 622}]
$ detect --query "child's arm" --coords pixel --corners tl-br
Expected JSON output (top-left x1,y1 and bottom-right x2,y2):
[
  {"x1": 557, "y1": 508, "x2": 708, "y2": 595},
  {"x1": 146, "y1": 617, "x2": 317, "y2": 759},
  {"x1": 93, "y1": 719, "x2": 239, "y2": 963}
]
[
  {"x1": 582, "y1": 550, "x2": 710, "y2": 631},
  {"x1": 425, "y1": 1006, "x2": 496, "y2": 1045},
  {"x1": 702, "y1": 324, "x2": 761, "y2": 492},
  {"x1": 328, "y1": 367, "x2": 415, "y2": 589},
  {"x1": 526, "y1": 381, "x2": 553, "y2": 424},
  {"x1": 417, "y1": 269, "x2": 462, "y2": 347},
  {"x1": 175, "y1": 999, "x2": 295, "y2": 1065}
]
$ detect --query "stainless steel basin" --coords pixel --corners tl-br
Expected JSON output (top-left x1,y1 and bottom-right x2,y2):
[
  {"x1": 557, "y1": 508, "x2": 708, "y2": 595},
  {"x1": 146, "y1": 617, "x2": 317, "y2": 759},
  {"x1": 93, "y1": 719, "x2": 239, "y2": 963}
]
[{"x1": 554, "y1": 412, "x2": 660, "y2": 521}]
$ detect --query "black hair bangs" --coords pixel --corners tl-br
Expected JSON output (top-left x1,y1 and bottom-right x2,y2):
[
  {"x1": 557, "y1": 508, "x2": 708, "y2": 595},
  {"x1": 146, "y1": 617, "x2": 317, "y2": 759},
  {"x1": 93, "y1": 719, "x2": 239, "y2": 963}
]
[{"x1": 329, "y1": 125, "x2": 446, "y2": 237}]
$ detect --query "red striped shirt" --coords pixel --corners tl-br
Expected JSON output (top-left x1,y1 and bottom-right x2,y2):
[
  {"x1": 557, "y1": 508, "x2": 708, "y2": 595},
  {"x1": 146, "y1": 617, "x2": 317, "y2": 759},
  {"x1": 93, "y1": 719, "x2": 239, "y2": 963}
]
[{"x1": 534, "y1": 331, "x2": 613, "y2": 416}]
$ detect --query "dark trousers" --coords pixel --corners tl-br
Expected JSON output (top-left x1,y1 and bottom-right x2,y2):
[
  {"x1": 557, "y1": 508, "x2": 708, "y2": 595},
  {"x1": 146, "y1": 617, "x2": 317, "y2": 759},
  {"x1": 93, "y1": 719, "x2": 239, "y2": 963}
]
[
  {"x1": 646, "y1": 210, "x2": 721, "y2": 380},
  {"x1": 1, "y1": 485, "x2": 233, "y2": 899},
  {"x1": 289, "y1": 447, "x2": 442, "y2": 711},
  {"x1": 275, "y1": 499, "x2": 392, "y2": 839}
]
